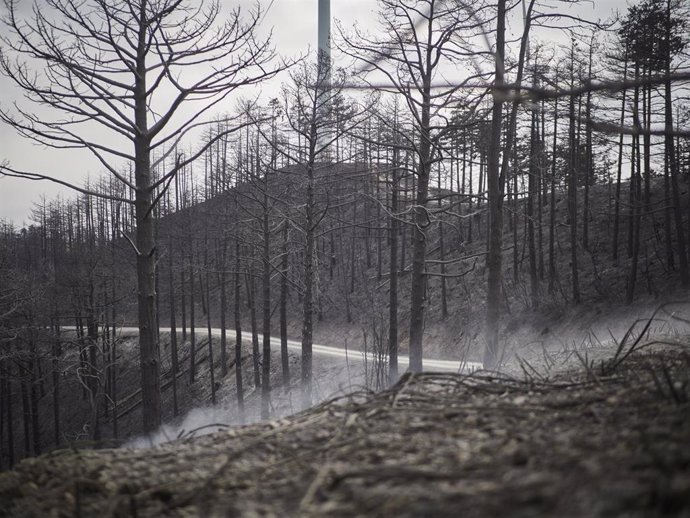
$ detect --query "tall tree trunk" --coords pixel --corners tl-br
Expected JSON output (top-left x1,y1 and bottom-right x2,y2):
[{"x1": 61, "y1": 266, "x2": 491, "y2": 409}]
[
  {"x1": 408, "y1": 69, "x2": 433, "y2": 372},
  {"x1": 180, "y1": 270, "x2": 187, "y2": 342},
  {"x1": 665, "y1": 0, "x2": 689, "y2": 286},
  {"x1": 538, "y1": 98, "x2": 545, "y2": 280},
  {"x1": 219, "y1": 242, "x2": 228, "y2": 379},
  {"x1": 280, "y1": 220, "x2": 290, "y2": 385},
  {"x1": 612, "y1": 53, "x2": 628, "y2": 262},
  {"x1": 389, "y1": 150, "x2": 400, "y2": 383},
  {"x1": 528, "y1": 109, "x2": 539, "y2": 308},
  {"x1": 484, "y1": 0, "x2": 506, "y2": 369},
  {"x1": 111, "y1": 280, "x2": 118, "y2": 439},
  {"x1": 567, "y1": 50, "x2": 581, "y2": 304},
  {"x1": 261, "y1": 189, "x2": 272, "y2": 420},
  {"x1": 168, "y1": 245, "x2": 179, "y2": 417},
  {"x1": 548, "y1": 91, "x2": 558, "y2": 293},
  {"x1": 468, "y1": 139, "x2": 474, "y2": 242},
  {"x1": 437, "y1": 166, "x2": 448, "y2": 319},
  {"x1": 134, "y1": 12, "x2": 161, "y2": 433},
  {"x1": 85, "y1": 283, "x2": 100, "y2": 441},
  {"x1": 52, "y1": 320, "x2": 61, "y2": 447},
  {"x1": 627, "y1": 131, "x2": 641, "y2": 304},
  {"x1": 583, "y1": 48, "x2": 593, "y2": 252},
  {"x1": 301, "y1": 157, "x2": 316, "y2": 408},
  {"x1": 29, "y1": 368, "x2": 40, "y2": 455},
  {"x1": 189, "y1": 254, "x2": 196, "y2": 384},
  {"x1": 643, "y1": 76, "x2": 652, "y2": 212},
  {"x1": 205, "y1": 256, "x2": 216, "y2": 405},
  {"x1": 511, "y1": 143, "x2": 519, "y2": 282},
  {"x1": 485, "y1": 0, "x2": 535, "y2": 365},
  {"x1": 377, "y1": 167, "x2": 383, "y2": 281},
  {"x1": 246, "y1": 268, "x2": 261, "y2": 390},
  {"x1": 400, "y1": 163, "x2": 407, "y2": 270},
  {"x1": 664, "y1": 123, "x2": 675, "y2": 270},
  {"x1": 234, "y1": 240, "x2": 245, "y2": 421},
  {"x1": 627, "y1": 69, "x2": 640, "y2": 261},
  {"x1": 28, "y1": 333, "x2": 41, "y2": 454}
]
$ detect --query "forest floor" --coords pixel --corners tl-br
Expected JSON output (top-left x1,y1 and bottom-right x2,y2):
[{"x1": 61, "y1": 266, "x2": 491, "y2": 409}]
[{"x1": 1, "y1": 338, "x2": 689, "y2": 517}]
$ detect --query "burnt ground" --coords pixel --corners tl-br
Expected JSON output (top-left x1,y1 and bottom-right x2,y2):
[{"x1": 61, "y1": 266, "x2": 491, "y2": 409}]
[{"x1": 1, "y1": 341, "x2": 689, "y2": 517}]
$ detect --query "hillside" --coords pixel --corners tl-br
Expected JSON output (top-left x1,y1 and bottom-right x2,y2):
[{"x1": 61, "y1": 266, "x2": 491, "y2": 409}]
[
  {"x1": 152, "y1": 164, "x2": 690, "y2": 360},
  {"x1": 154, "y1": 168, "x2": 690, "y2": 364},
  {"x1": 1, "y1": 343, "x2": 688, "y2": 517},
  {"x1": 3, "y1": 161, "x2": 690, "y2": 471}
]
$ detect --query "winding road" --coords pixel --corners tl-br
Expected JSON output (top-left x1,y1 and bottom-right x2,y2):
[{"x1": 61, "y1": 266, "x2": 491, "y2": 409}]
[{"x1": 114, "y1": 326, "x2": 483, "y2": 373}]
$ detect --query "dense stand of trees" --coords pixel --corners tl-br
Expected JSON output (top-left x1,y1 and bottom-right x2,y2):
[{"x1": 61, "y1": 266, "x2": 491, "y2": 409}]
[{"x1": 1, "y1": 0, "x2": 690, "y2": 466}]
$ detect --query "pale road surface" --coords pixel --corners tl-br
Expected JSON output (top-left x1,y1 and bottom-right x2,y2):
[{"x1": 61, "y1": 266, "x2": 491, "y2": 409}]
[{"x1": 110, "y1": 326, "x2": 484, "y2": 373}]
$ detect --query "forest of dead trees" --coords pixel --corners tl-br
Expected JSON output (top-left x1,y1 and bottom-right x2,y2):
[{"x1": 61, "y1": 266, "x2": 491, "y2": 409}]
[{"x1": 1, "y1": 0, "x2": 690, "y2": 469}]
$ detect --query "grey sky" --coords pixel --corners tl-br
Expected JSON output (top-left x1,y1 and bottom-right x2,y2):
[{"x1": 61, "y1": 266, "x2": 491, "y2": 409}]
[{"x1": 0, "y1": 0, "x2": 622, "y2": 226}]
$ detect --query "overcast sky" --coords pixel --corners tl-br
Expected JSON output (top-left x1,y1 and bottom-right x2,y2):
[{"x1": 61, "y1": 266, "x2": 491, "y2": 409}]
[{"x1": 0, "y1": 0, "x2": 622, "y2": 226}]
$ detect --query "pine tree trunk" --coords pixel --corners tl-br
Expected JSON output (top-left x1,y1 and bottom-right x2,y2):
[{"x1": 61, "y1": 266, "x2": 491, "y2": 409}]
[
  {"x1": 301, "y1": 158, "x2": 316, "y2": 408},
  {"x1": 538, "y1": 100, "x2": 545, "y2": 280},
  {"x1": 261, "y1": 189, "x2": 272, "y2": 420},
  {"x1": 567, "y1": 52, "x2": 581, "y2": 304},
  {"x1": 219, "y1": 243, "x2": 228, "y2": 379},
  {"x1": 613, "y1": 54, "x2": 628, "y2": 262},
  {"x1": 189, "y1": 255, "x2": 196, "y2": 384},
  {"x1": 643, "y1": 78, "x2": 652, "y2": 212},
  {"x1": 168, "y1": 247, "x2": 179, "y2": 417},
  {"x1": 437, "y1": 165, "x2": 448, "y2": 319},
  {"x1": 408, "y1": 66, "x2": 434, "y2": 372},
  {"x1": 110, "y1": 282, "x2": 118, "y2": 439},
  {"x1": 627, "y1": 131, "x2": 641, "y2": 304},
  {"x1": 234, "y1": 240, "x2": 245, "y2": 422},
  {"x1": 528, "y1": 111, "x2": 539, "y2": 308},
  {"x1": 280, "y1": 221, "x2": 290, "y2": 385},
  {"x1": 180, "y1": 270, "x2": 187, "y2": 342},
  {"x1": 512, "y1": 147, "x2": 519, "y2": 282},
  {"x1": 468, "y1": 139, "x2": 474, "y2": 243},
  {"x1": 28, "y1": 333, "x2": 41, "y2": 454},
  {"x1": 205, "y1": 259, "x2": 216, "y2": 405},
  {"x1": 665, "y1": 0, "x2": 689, "y2": 286},
  {"x1": 583, "y1": 55, "x2": 593, "y2": 251},
  {"x1": 52, "y1": 321, "x2": 61, "y2": 447},
  {"x1": 133, "y1": 19, "x2": 161, "y2": 432},
  {"x1": 389, "y1": 152, "x2": 400, "y2": 383},
  {"x1": 484, "y1": 0, "x2": 506, "y2": 369},
  {"x1": 246, "y1": 268, "x2": 261, "y2": 390},
  {"x1": 548, "y1": 95, "x2": 557, "y2": 293}
]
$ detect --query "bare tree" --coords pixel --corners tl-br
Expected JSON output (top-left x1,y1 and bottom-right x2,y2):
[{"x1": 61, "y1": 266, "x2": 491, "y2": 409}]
[
  {"x1": 0, "y1": 0, "x2": 278, "y2": 433},
  {"x1": 342, "y1": 0, "x2": 487, "y2": 372}
]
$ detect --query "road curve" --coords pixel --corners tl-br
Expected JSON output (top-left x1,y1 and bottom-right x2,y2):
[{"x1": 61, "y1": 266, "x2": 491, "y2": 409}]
[{"x1": 111, "y1": 326, "x2": 483, "y2": 373}]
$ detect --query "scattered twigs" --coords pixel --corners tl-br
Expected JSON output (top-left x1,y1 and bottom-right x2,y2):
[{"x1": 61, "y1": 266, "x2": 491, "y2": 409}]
[
  {"x1": 176, "y1": 423, "x2": 231, "y2": 440},
  {"x1": 605, "y1": 302, "x2": 690, "y2": 373}
]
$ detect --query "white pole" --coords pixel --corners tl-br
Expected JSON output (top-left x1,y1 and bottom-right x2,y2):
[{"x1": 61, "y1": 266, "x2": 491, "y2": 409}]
[
  {"x1": 317, "y1": 0, "x2": 331, "y2": 157},
  {"x1": 317, "y1": 0, "x2": 331, "y2": 79}
]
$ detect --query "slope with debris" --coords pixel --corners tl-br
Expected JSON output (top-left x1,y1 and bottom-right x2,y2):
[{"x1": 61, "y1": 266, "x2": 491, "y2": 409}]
[{"x1": 1, "y1": 340, "x2": 688, "y2": 517}]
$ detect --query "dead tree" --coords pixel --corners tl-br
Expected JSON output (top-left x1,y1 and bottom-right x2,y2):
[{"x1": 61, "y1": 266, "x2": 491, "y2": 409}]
[
  {"x1": 0, "y1": 0, "x2": 279, "y2": 434},
  {"x1": 342, "y1": 0, "x2": 485, "y2": 371}
]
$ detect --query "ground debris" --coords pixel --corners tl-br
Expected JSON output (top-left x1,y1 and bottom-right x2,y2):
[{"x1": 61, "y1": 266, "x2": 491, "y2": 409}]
[{"x1": 1, "y1": 350, "x2": 689, "y2": 517}]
